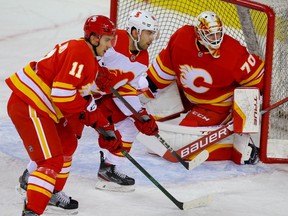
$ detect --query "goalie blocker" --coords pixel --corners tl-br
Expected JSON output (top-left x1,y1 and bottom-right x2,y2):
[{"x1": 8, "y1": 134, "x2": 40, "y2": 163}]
[{"x1": 137, "y1": 87, "x2": 261, "y2": 165}]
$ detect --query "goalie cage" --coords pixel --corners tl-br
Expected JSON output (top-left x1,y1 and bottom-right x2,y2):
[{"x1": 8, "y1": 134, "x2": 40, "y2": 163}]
[{"x1": 110, "y1": 0, "x2": 288, "y2": 163}]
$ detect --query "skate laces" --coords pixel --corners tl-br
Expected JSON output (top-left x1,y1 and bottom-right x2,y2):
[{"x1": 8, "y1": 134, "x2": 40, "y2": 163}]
[
  {"x1": 112, "y1": 166, "x2": 127, "y2": 179},
  {"x1": 54, "y1": 191, "x2": 70, "y2": 205}
]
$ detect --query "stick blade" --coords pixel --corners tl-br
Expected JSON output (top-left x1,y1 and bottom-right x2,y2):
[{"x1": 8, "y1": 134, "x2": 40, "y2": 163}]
[
  {"x1": 187, "y1": 150, "x2": 209, "y2": 170},
  {"x1": 182, "y1": 195, "x2": 213, "y2": 210}
]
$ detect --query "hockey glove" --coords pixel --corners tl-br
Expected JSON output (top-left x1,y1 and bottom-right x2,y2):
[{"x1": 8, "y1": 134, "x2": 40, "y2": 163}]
[
  {"x1": 79, "y1": 96, "x2": 110, "y2": 128},
  {"x1": 97, "y1": 124, "x2": 122, "y2": 154},
  {"x1": 96, "y1": 66, "x2": 135, "y2": 93},
  {"x1": 131, "y1": 108, "x2": 159, "y2": 136}
]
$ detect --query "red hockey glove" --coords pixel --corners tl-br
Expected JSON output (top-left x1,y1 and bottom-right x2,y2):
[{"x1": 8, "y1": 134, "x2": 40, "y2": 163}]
[
  {"x1": 96, "y1": 67, "x2": 135, "y2": 93},
  {"x1": 97, "y1": 124, "x2": 122, "y2": 154},
  {"x1": 131, "y1": 108, "x2": 159, "y2": 136},
  {"x1": 79, "y1": 97, "x2": 109, "y2": 128}
]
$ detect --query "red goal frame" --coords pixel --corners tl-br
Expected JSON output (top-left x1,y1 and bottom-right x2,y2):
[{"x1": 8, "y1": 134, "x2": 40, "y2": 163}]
[{"x1": 110, "y1": 0, "x2": 287, "y2": 163}]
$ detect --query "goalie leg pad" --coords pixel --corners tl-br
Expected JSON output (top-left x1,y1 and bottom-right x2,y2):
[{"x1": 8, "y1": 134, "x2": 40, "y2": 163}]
[
  {"x1": 233, "y1": 87, "x2": 260, "y2": 133},
  {"x1": 136, "y1": 118, "x2": 234, "y2": 161}
]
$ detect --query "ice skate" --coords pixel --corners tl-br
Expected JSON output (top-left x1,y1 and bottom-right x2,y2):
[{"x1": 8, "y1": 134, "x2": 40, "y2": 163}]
[
  {"x1": 22, "y1": 200, "x2": 39, "y2": 216},
  {"x1": 96, "y1": 151, "x2": 135, "y2": 192},
  {"x1": 46, "y1": 190, "x2": 78, "y2": 215},
  {"x1": 244, "y1": 143, "x2": 260, "y2": 165},
  {"x1": 22, "y1": 209, "x2": 39, "y2": 216},
  {"x1": 16, "y1": 169, "x2": 78, "y2": 215},
  {"x1": 16, "y1": 169, "x2": 29, "y2": 200}
]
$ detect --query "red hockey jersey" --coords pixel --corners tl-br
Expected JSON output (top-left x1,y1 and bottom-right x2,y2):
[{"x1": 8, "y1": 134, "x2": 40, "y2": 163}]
[
  {"x1": 6, "y1": 39, "x2": 98, "y2": 122},
  {"x1": 147, "y1": 25, "x2": 265, "y2": 113}
]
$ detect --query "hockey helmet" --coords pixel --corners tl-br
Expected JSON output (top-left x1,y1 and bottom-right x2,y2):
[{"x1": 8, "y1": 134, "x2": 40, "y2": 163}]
[
  {"x1": 84, "y1": 15, "x2": 116, "y2": 39},
  {"x1": 126, "y1": 9, "x2": 160, "y2": 42}
]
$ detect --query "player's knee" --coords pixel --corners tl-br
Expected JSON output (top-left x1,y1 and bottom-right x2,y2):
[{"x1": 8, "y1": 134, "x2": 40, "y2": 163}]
[
  {"x1": 35, "y1": 166, "x2": 58, "y2": 179},
  {"x1": 37, "y1": 155, "x2": 64, "y2": 174}
]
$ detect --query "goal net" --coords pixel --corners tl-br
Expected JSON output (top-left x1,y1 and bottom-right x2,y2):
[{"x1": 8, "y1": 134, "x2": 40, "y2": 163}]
[{"x1": 110, "y1": 0, "x2": 288, "y2": 163}]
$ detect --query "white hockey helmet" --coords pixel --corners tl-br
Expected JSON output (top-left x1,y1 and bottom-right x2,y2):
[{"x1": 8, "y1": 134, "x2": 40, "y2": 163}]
[
  {"x1": 126, "y1": 10, "x2": 160, "y2": 50},
  {"x1": 195, "y1": 11, "x2": 224, "y2": 58}
]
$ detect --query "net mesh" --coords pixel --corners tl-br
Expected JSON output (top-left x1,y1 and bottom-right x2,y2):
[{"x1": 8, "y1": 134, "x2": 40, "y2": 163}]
[{"x1": 113, "y1": 0, "x2": 288, "y2": 161}]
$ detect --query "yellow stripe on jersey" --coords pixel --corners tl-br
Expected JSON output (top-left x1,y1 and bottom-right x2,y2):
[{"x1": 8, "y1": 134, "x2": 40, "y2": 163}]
[
  {"x1": 9, "y1": 64, "x2": 63, "y2": 122},
  {"x1": 9, "y1": 73, "x2": 59, "y2": 122},
  {"x1": 53, "y1": 82, "x2": 75, "y2": 89},
  {"x1": 51, "y1": 93, "x2": 76, "y2": 103},
  {"x1": 29, "y1": 106, "x2": 52, "y2": 159},
  {"x1": 63, "y1": 160, "x2": 72, "y2": 167},
  {"x1": 184, "y1": 91, "x2": 233, "y2": 107},
  {"x1": 58, "y1": 160, "x2": 72, "y2": 175},
  {"x1": 243, "y1": 75, "x2": 263, "y2": 87},
  {"x1": 27, "y1": 184, "x2": 52, "y2": 198},
  {"x1": 57, "y1": 173, "x2": 70, "y2": 179},
  {"x1": 33, "y1": 171, "x2": 56, "y2": 185},
  {"x1": 156, "y1": 55, "x2": 175, "y2": 76},
  {"x1": 149, "y1": 64, "x2": 173, "y2": 85},
  {"x1": 51, "y1": 81, "x2": 77, "y2": 103},
  {"x1": 24, "y1": 64, "x2": 51, "y2": 94},
  {"x1": 27, "y1": 184, "x2": 53, "y2": 198},
  {"x1": 239, "y1": 61, "x2": 264, "y2": 85},
  {"x1": 117, "y1": 84, "x2": 137, "y2": 96}
]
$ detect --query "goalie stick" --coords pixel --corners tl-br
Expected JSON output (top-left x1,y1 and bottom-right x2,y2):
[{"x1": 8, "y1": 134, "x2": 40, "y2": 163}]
[
  {"x1": 162, "y1": 96, "x2": 288, "y2": 162},
  {"x1": 110, "y1": 87, "x2": 208, "y2": 170},
  {"x1": 97, "y1": 128, "x2": 212, "y2": 210}
]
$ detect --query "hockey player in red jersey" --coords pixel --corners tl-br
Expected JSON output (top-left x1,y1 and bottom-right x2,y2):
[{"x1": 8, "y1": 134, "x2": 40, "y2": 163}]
[
  {"x1": 145, "y1": 11, "x2": 265, "y2": 164},
  {"x1": 66, "y1": 10, "x2": 160, "y2": 192},
  {"x1": 6, "y1": 15, "x2": 128, "y2": 216}
]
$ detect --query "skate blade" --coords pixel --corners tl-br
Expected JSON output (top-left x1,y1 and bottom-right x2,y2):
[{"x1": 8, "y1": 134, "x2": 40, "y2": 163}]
[
  {"x1": 44, "y1": 205, "x2": 78, "y2": 215},
  {"x1": 95, "y1": 178, "x2": 135, "y2": 192}
]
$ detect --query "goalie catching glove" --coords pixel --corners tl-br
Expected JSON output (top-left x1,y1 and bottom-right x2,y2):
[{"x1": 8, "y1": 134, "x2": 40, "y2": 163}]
[
  {"x1": 131, "y1": 108, "x2": 159, "y2": 136},
  {"x1": 96, "y1": 66, "x2": 135, "y2": 94}
]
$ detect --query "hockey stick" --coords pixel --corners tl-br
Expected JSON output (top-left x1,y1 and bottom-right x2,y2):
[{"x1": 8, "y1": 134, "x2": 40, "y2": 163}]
[
  {"x1": 163, "y1": 96, "x2": 288, "y2": 162},
  {"x1": 97, "y1": 128, "x2": 212, "y2": 210},
  {"x1": 110, "y1": 87, "x2": 207, "y2": 170},
  {"x1": 122, "y1": 149, "x2": 211, "y2": 210}
]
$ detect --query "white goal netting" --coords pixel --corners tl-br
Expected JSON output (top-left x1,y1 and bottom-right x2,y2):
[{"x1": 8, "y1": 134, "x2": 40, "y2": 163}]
[{"x1": 111, "y1": 0, "x2": 288, "y2": 162}]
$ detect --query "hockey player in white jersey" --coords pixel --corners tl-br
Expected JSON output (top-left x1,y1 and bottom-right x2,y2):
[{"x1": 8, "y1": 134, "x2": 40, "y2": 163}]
[{"x1": 92, "y1": 9, "x2": 160, "y2": 191}]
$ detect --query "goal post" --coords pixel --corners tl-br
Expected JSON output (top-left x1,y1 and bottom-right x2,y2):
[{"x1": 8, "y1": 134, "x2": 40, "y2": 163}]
[{"x1": 110, "y1": 0, "x2": 288, "y2": 163}]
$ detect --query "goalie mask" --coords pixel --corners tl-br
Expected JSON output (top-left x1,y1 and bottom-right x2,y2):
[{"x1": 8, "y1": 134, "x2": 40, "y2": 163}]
[
  {"x1": 126, "y1": 10, "x2": 160, "y2": 51},
  {"x1": 195, "y1": 11, "x2": 224, "y2": 58}
]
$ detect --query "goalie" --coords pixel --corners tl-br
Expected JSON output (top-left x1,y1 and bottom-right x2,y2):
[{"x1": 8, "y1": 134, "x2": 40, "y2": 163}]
[{"x1": 139, "y1": 11, "x2": 265, "y2": 165}]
